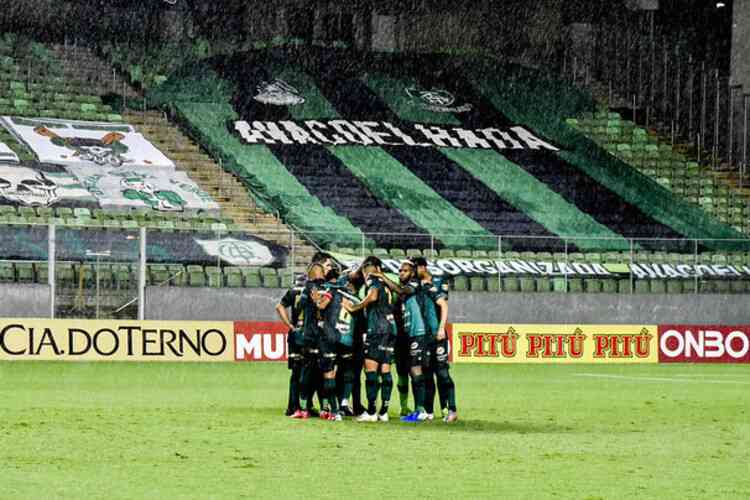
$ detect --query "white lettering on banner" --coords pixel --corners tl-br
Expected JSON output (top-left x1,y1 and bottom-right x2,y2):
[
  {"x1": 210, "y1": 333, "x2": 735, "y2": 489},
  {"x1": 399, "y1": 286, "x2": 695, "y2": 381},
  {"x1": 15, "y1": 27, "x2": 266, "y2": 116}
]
[
  {"x1": 660, "y1": 329, "x2": 750, "y2": 359},
  {"x1": 235, "y1": 333, "x2": 287, "y2": 360},
  {"x1": 233, "y1": 119, "x2": 560, "y2": 152},
  {"x1": 331, "y1": 253, "x2": 750, "y2": 281}
]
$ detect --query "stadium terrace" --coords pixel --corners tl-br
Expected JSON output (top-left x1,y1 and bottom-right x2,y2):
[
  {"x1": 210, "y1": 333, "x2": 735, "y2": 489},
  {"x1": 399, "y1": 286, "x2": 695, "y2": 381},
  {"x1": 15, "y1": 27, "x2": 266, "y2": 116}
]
[{"x1": 234, "y1": 119, "x2": 559, "y2": 151}]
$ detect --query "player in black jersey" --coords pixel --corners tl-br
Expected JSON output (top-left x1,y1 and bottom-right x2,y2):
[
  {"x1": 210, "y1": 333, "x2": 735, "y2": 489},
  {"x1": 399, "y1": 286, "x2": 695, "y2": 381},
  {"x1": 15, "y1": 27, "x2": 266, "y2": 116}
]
[
  {"x1": 291, "y1": 252, "x2": 334, "y2": 419},
  {"x1": 275, "y1": 274, "x2": 306, "y2": 416},
  {"x1": 347, "y1": 256, "x2": 398, "y2": 422}
]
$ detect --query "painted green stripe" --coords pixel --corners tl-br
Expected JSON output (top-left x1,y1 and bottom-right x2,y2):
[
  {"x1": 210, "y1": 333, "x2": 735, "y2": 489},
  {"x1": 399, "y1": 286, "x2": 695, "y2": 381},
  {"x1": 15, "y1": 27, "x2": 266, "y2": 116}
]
[
  {"x1": 363, "y1": 74, "x2": 629, "y2": 251},
  {"x1": 270, "y1": 64, "x2": 495, "y2": 249},
  {"x1": 174, "y1": 101, "x2": 367, "y2": 248},
  {"x1": 470, "y1": 74, "x2": 748, "y2": 249}
]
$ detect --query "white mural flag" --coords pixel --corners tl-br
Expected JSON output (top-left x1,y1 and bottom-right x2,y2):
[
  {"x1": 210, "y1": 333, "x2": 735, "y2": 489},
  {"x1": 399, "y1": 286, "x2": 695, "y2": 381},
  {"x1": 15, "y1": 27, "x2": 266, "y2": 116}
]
[
  {"x1": 0, "y1": 116, "x2": 175, "y2": 169},
  {"x1": 68, "y1": 165, "x2": 219, "y2": 213}
]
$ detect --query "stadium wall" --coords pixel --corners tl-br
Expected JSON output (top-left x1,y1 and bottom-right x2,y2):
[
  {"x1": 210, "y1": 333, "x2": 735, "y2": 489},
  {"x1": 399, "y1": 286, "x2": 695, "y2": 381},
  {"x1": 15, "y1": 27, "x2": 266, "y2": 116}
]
[
  {"x1": 3, "y1": 284, "x2": 748, "y2": 324},
  {"x1": 144, "y1": 287, "x2": 750, "y2": 324},
  {"x1": 0, "y1": 284, "x2": 49, "y2": 318}
]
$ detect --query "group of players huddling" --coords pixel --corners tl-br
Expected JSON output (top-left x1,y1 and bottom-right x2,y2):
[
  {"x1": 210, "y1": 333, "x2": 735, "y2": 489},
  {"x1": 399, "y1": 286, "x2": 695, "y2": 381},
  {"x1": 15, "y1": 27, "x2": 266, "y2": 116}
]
[{"x1": 276, "y1": 252, "x2": 458, "y2": 423}]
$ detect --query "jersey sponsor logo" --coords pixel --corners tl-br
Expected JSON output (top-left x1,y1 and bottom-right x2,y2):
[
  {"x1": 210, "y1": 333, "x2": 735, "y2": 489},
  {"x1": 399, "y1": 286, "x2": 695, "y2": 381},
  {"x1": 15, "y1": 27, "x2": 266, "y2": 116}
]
[
  {"x1": 253, "y1": 79, "x2": 306, "y2": 106},
  {"x1": 405, "y1": 86, "x2": 473, "y2": 113}
]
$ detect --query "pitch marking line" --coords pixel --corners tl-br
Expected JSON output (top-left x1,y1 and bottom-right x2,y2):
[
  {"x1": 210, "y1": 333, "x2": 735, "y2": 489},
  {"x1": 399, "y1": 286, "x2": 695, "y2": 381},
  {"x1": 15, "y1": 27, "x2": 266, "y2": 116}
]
[{"x1": 574, "y1": 374, "x2": 750, "y2": 385}]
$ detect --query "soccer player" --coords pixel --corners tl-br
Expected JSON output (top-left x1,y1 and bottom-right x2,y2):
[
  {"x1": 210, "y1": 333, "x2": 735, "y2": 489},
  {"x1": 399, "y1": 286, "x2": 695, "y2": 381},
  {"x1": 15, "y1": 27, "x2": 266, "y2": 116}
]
[
  {"x1": 372, "y1": 261, "x2": 429, "y2": 422},
  {"x1": 346, "y1": 271, "x2": 368, "y2": 416},
  {"x1": 291, "y1": 252, "x2": 334, "y2": 419},
  {"x1": 347, "y1": 256, "x2": 397, "y2": 422},
  {"x1": 318, "y1": 268, "x2": 360, "y2": 419},
  {"x1": 275, "y1": 273, "x2": 306, "y2": 416},
  {"x1": 391, "y1": 264, "x2": 414, "y2": 417},
  {"x1": 411, "y1": 256, "x2": 458, "y2": 423}
]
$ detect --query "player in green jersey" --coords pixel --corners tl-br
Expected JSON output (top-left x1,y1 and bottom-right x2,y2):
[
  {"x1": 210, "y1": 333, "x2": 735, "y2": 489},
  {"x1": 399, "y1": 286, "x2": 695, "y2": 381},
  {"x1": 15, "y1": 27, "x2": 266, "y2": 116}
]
[
  {"x1": 410, "y1": 257, "x2": 458, "y2": 423},
  {"x1": 347, "y1": 256, "x2": 397, "y2": 422},
  {"x1": 373, "y1": 261, "x2": 430, "y2": 422}
]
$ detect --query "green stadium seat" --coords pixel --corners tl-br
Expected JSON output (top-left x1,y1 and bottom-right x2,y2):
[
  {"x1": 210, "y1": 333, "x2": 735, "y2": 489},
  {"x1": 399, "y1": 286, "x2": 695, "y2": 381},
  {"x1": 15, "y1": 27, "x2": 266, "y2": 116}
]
[
  {"x1": 187, "y1": 265, "x2": 206, "y2": 287},
  {"x1": 406, "y1": 248, "x2": 422, "y2": 257},
  {"x1": 453, "y1": 276, "x2": 468, "y2": 291},
  {"x1": 519, "y1": 277, "x2": 535, "y2": 293},
  {"x1": 205, "y1": 266, "x2": 223, "y2": 287},
  {"x1": 389, "y1": 248, "x2": 405, "y2": 258},
  {"x1": 666, "y1": 279, "x2": 685, "y2": 294},
  {"x1": 536, "y1": 277, "x2": 552, "y2": 292},
  {"x1": 584, "y1": 279, "x2": 603, "y2": 293},
  {"x1": 502, "y1": 277, "x2": 520, "y2": 292},
  {"x1": 552, "y1": 277, "x2": 567, "y2": 293},
  {"x1": 35, "y1": 262, "x2": 48, "y2": 284},
  {"x1": 568, "y1": 279, "x2": 584, "y2": 293},
  {"x1": 713, "y1": 281, "x2": 730, "y2": 294},
  {"x1": 650, "y1": 280, "x2": 666, "y2": 294},
  {"x1": 280, "y1": 273, "x2": 294, "y2": 289},
  {"x1": 486, "y1": 277, "x2": 500, "y2": 292},
  {"x1": 0, "y1": 262, "x2": 14, "y2": 282},
  {"x1": 260, "y1": 268, "x2": 280, "y2": 288},
  {"x1": 15, "y1": 262, "x2": 33, "y2": 283},
  {"x1": 469, "y1": 277, "x2": 485, "y2": 292},
  {"x1": 55, "y1": 263, "x2": 75, "y2": 286},
  {"x1": 225, "y1": 269, "x2": 244, "y2": 288}
]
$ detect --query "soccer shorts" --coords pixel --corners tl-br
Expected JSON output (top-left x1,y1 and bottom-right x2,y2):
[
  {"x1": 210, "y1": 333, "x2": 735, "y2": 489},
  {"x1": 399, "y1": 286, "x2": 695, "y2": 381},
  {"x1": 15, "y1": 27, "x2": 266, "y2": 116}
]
[
  {"x1": 426, "y1": 337, "x2": 450, "y2": 371},
  {"x1": 288, "y1": 342, "x2": 303, "y2": 370},
  {"x1": 408, "y1": 335, "x2": 428, "y2": 369},
  {"x1": 318, "y1": 337, "x2": 338, "y2": 373},
  {"x1": 363, "y1": 332, "x2": 395, "y2": 365}
]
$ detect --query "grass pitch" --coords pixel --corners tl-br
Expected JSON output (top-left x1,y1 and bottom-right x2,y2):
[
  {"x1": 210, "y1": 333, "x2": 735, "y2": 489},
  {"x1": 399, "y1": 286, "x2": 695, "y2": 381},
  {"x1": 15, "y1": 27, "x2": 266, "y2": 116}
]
[{"x1": 1, "y1": 362, "x2": 748, "y2": 499}]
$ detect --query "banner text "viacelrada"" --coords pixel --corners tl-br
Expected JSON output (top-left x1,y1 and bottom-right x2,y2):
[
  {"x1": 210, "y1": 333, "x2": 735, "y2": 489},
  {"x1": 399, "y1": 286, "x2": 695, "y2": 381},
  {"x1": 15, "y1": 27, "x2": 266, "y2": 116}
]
[{"x1": 234, "y1": 120, "x2": 559, "y2": 152}]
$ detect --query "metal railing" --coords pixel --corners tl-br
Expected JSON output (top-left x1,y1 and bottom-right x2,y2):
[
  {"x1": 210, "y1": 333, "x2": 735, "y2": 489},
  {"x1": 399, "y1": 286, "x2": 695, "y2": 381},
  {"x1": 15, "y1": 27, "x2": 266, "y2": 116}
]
[
  {"x1": 8, "y1": 223, "x2": 747, "y2": 320},
  {"x1": 558, "y1": 14, "x2": 750, "y2": 186}
]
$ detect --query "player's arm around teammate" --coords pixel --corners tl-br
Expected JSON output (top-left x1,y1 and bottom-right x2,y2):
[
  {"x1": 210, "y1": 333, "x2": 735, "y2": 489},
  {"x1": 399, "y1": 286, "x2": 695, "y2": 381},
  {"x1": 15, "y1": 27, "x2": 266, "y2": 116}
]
[{"x1": 347, "y1": 257, "x2": 396, "y2": 422}]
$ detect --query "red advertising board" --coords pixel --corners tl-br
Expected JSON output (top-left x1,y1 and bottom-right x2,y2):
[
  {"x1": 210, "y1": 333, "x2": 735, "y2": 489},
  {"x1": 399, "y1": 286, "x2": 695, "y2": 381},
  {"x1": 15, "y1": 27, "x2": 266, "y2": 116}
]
[
  {"x1": 658, "y1": 325, "x2": 750, "y2": 363},
  {"x1": 233, "y1": 322, "x2": 453, "y2": 362},
  {"x1": 234, "y1": 321, "x2": 289, "y2": 361}
]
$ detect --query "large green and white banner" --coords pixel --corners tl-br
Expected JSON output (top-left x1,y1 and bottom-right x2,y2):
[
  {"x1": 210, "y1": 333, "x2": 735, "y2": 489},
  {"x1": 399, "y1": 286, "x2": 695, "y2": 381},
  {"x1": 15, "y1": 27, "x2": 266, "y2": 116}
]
[
  {"x1": 0, "y1": 161, "x2": 98, "y2": 208},
  {"x1": 0, "y1": 117, "x2": 175, "y2": 169},
  {"x1": 67, "y1": 165, "x2": 220, "y2": 214}
]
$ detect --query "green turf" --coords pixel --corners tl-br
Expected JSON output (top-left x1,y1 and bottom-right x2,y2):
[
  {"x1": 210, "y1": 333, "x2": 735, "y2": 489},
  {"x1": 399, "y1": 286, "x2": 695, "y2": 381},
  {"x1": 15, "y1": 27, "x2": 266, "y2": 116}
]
[{"x1": 1, "y1": 363, "x2": 748, "y2": 499}]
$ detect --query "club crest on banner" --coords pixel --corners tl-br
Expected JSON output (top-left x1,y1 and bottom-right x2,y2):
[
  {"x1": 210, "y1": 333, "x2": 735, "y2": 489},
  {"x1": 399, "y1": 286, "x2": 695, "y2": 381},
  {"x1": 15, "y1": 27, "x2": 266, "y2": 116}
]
[
  {"x1": 406, "y1": 86, "x2": 473, "y2": 113},
  {"x1": 254, "y1": 79, "x2": 306, "y2": 106},
  {"x1": 34, "y1": 126, "x2": 131, "y2": 167},
  {"x1": 195, "y1": 238, "x2": 275, "y2": 266}
]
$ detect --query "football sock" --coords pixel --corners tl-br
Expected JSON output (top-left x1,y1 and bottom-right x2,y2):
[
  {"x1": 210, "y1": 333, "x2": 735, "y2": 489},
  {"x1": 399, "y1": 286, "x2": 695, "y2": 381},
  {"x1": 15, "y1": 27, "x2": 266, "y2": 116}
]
[
  {"x1": 288, "y1": 367, "x2": 301, "y2": 411},
  {"x1": 436, "y1": 368, "x2": 456, "y2": 412},
  {"x1": 299, "y1": 364, "x2": 313, "y2": 411},
  {"x1": 365, "y1": 371, "x2": 379, "y2": 414},
  {"x1": 339, "y1": 366, "x2": 354, "y2": 405},
  {"x1": 380, "y1": 372, "x2": 393, "y2": 412},
  {"x1": 397, "y1": 374, "x2": 409, "y2": 410},
  {"x1": 424, "y1": 371, "x2": 436, "y2": 414},
  {"x1": 411, "y1": 373, "x2": 426, "y2": 413},
  {"x1": 324, "y1": 378, "x2": 338, "y2": 414}
]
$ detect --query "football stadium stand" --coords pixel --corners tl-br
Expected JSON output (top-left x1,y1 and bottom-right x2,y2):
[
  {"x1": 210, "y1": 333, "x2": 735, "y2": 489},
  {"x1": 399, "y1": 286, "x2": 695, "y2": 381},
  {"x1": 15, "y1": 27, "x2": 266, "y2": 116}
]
[{"x1": 0, "y1": 39, "x2": 749, "y2": 305}]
